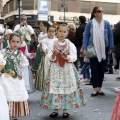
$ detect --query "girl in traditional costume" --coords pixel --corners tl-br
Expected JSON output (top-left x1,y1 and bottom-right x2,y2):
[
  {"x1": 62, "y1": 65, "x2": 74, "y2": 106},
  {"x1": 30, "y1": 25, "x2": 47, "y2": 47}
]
[
  {"x1": 111, "y1": 91, "x2": 120, "y2": 120},
  {"x1": 32, "y1": 21, "x2": 50, "y2": 71},
  {"x1": 19, "y1": 35, "x2": 36, "y2": 93},
  {"x1": 0, "y1": 33, "x2": 30, "y2": 120},
  {"x1": 35, "y1": 25, "x2": 57, "y2": 90},
  {"x1": 0, "y1": 54, "x2": 10, "y2": 120},
  {"x1": 2, "y1": 29, "x2": 13, "y2": 49},
  {"x1": 40, "y1": 24, "x2": 86, "y2": 118}
]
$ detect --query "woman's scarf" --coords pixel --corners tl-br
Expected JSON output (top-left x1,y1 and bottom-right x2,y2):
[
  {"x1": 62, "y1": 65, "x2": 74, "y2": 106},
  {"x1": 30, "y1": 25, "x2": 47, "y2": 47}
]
[{"x1": 92, "y1": 18, "x2": 106, "y2": 62}]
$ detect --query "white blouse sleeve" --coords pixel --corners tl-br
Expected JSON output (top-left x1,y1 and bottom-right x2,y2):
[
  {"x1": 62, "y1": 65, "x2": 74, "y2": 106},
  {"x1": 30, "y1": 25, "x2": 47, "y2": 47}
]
[
  {"x1": 27, "y1": 25, "x2": 34, "y2": 35},
  {"x1": 20, "y1": 53, "x2": 29, "y2": 68},
  {"x1": 42, "y1": 39, "x2": 48, "y2": 53},
  {"x1": 66, "y1": 42, "x2": 77, "y2": 62},
  {"x1": 24, "y1": 45, "x2": 33, "y2": 58},
  {"x1": 14, "y1": 25, "x2": 20, "y2": 32},
  {"x1": 46, "y1": 42, "x2": 56, "y2": 61}
]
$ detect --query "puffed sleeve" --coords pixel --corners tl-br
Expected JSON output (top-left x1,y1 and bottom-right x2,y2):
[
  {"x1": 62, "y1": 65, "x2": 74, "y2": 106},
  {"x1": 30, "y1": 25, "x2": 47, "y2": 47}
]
[
  {"x1": 66, "y1": 41, "x2": 77, "y2": 62},
  {"x1": 20, "y1": 53, "x2": 29, "y2": 68},
  {"x1": 27, "y1": 25, "x2": 34, "y2": 35},
  {"x1": 14, "y1": 24, "x2": 20, "y2": 32},
  {"x1": 46, "y1": 42, "x2": 56, "y2": 61}
]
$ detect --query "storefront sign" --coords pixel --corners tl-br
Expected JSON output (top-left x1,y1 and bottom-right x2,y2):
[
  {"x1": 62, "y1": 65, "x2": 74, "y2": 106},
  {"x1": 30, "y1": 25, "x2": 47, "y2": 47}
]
[
  {"x1": 38, "y1": 0, "x2": 49, "y2": 21},
  {"x1": 59, "y1": 16, "x2": 79, "y2": 21}
]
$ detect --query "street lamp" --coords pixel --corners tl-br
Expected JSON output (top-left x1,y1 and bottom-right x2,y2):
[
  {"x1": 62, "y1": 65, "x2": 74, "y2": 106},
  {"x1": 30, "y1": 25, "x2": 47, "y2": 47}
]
[{"x1": 17, "y1": 0, "x2": 22, "y2": 24}]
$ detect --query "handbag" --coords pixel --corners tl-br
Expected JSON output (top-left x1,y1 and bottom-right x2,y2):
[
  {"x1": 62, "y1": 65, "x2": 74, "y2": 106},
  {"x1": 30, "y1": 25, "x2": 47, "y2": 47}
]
[{"x1": 85, "y1": 45, "x2": 96, "y2": 58}]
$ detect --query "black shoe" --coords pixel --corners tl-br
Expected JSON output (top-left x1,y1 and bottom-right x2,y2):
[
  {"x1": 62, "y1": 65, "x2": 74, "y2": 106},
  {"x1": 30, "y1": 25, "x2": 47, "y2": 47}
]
[
  {"x1": 63, "y1": 113, "x2": 70, "y2": 118},
  {"x1": 50, "y1": 112, "x2": 58, "y2": 117},
  {"x1": 97, "y1": 92, "x2": 105, "y2": 96},
  {"x1": 116, "y1": 77, "x2": 120, "y2": 80},
  {"x1": 114, "y1": 65, "x2": 119, "y2": 70},
  {"x1": 109, "y1": 71, "x2": 113, "y2": 74},
  {"x1": 91, "y1": 93, "x2": 98, "y2": 97}
]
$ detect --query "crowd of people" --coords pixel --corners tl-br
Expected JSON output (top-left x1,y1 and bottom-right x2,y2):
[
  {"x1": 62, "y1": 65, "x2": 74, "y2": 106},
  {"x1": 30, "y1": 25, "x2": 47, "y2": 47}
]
[{"x1": 0, "y1": 6, "x2": 120, "y2": 120}]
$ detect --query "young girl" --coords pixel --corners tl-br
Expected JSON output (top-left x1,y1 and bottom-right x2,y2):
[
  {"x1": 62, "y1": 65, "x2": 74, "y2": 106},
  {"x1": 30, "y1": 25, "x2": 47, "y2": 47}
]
[
  {"x1": 19, "y1": 35, "x2": 36, "y2": 93},
  {"x1": 2, "y1": 29, "x2": 13, "y2": 49},
  {"x1": 40, "y1": 24, "x2": 86, "y2": 118},
  {"x1": 0, "y1": 33, "x2": 30, "y2": 120},
  {"x1": 0, "y1": 54, "x2": 10, "y2": 120},
  {"x1": 0, "y1": 85, "x2": 10, "y2": 120},
  {"x1": 35, "y1": 25, "x2": 57, "y2": 90},
  {"x1": 32, "y1": 21, "x2": 50, "y2": 71}
]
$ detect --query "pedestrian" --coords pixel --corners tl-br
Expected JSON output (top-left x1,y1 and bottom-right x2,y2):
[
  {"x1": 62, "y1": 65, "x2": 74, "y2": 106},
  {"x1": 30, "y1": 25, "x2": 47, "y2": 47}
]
[
  {"x1": 0, "y1": 33, "x2": 30, "y2": 120},
  {"x1": 67, "y1": 23, "x2": 76, "y2": 43},
  {"x1": 82, "y1": 6, "x2": 114, "y2": 97},
  {"x1": 40, "y1": 23, "x2": 86, "y2": 118},
  {"x1": 75, "y1": 16, "x2": 86, "y2": 69},
  {"x1": 81, "y1": 56, "x2": 90, "y2": 82},
  {"x1": 14, "y1": 14, "x2": 34, "y2": 46}
]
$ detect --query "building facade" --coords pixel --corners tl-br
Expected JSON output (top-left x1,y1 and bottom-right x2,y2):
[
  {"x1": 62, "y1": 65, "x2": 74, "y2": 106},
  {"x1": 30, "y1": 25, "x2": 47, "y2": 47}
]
[{"x1": 2, "y1": 0, "x2": 120, "y2": 29}]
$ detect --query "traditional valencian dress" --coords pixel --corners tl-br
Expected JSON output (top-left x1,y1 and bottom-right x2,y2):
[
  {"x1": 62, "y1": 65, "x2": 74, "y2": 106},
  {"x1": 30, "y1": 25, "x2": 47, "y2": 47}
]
[
  {"x1": 0, "y1": 47, "x2": 30, "y2": 118},
  {"x1": 19, "y1": 41, "x2": 35, "y2": 93},
  {"x1": 111, "y1": 91, "x2": 120, "y2": 120},
  {"x1": 32, "y1": 32, "x2": 47, "y2": 71},
  {"x1": 40, "y1": 39, "x2": 85, "y2": 110},
  {"x1": 35, "y1": 37, "x2": 57, "y2": 90},
  {"x1": 0, "y1": 85, "x2": 10, "y2": 120}
]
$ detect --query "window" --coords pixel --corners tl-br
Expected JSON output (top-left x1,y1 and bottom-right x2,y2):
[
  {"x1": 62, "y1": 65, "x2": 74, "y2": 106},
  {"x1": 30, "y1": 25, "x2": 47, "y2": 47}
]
[
  {"x1": 58, "y1": 0, "x2": 68, "y2": 12},
  {"x1": 80, "y1": 1, "x2": 91, "y2": 13},
  {"x1": 102, "y1": 3, "x2": 117, "y2": 15},
  {"x1": 9, "y1": 0, "x2": 14, "y2": 12},
  {"x1": 22, "y1": 0, "x2": 34, "y2": 10}
]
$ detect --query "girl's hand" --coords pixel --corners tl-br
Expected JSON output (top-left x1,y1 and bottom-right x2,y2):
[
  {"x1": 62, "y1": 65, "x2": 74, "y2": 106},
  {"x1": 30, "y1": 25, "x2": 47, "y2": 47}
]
[
  {"x1": 0, "y1": 65, "x2": 5, "y2": 72},
  {"x1": 83, "y1": 50, "x2": 87, "y2": 56},
  {"x1": 30, "y1": 53, "x2": 36, "y2": 58},
  {"x1": 52, "y1": 49, "x2": 58, "y2": 59},
  {"x1": 61, "y1": 52, "x2": 67, "y2": 58}
]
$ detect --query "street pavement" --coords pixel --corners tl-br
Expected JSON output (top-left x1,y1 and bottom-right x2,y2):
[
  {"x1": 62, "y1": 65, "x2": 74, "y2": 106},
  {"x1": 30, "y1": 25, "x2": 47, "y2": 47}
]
[{"x1": 18, "y1": 71, "x2": 120, "y2": 120}]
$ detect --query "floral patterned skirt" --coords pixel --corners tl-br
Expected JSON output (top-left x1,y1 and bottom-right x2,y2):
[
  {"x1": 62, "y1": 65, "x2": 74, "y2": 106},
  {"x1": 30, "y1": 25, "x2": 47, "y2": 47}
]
[
  {"x1": 40, "y1": 62, "x2": 85, "y2": 110},
  {"x1": 111, "y1": 91, "x2": 120, "y2": 120}
]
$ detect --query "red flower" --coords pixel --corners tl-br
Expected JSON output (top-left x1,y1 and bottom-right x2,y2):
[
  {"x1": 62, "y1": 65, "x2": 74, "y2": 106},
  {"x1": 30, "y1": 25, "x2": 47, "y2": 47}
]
[
  {"x1": 74, "y1": 104, "x2": 79, "y2": 108},
  {"x1": 58, "y1": 94, "x2": 63, "y2": 99},
  {"x1": 43, "y1": 104, "x2": 48, "y2": 109},
  {"x1": 55, "y1": 99, "x2": 59, "y2": 102}
]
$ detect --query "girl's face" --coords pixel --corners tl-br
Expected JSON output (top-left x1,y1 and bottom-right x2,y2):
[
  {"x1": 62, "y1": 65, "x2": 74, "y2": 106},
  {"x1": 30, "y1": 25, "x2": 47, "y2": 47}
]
[
  {"x1": 47, "y1": 27, "x2": 56, "y2": 39},
  {"x1": 39, "y1": 22, "x2": 46, "y2": 32},
  {"x1": 57, "y1": 26, "x2": 68, "y2": 41},
  {"x1": 9, "y1": 36, "x2": 21, "y2": 50}
]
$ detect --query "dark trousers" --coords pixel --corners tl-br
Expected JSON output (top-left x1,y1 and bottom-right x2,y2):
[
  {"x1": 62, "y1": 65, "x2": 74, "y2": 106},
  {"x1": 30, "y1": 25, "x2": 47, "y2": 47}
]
[{"x1": 90, "y1": 57, "x2": 107, "y2": 88}]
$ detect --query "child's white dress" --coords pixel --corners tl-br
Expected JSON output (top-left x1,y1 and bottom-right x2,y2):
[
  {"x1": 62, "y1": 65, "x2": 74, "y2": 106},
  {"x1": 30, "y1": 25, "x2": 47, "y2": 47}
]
[
  {"x1": 0, "y1": 48, "x2": 30, "y2": 118},
  {"x1": 0, "y1": 85, "x2": 10, "y2": 120}
]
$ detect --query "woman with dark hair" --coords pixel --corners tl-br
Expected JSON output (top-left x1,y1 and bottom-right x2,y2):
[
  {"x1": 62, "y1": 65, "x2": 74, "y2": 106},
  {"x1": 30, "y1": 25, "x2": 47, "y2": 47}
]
[{"x1": 82, "y1": 6, "x2": 114, "y2": 97}]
